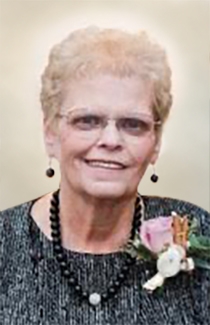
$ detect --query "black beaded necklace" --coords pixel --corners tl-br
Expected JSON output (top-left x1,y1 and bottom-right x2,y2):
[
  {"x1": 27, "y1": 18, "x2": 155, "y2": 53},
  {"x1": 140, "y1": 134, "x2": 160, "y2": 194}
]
[{"x1": 49, "y1": 190, "x2": 143, "y2": 306}]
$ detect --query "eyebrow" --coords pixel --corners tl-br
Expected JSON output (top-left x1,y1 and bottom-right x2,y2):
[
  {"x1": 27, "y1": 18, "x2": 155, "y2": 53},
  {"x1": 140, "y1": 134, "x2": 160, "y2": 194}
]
[{"x1": 65, "y1": 107, "x2": 154, "y2": 118}]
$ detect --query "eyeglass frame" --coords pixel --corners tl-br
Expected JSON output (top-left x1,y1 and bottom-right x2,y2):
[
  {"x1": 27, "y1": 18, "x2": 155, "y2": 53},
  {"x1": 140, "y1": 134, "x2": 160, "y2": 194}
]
[{"x1": 55, "y1": 107, "x2": 162, "y2": 142}]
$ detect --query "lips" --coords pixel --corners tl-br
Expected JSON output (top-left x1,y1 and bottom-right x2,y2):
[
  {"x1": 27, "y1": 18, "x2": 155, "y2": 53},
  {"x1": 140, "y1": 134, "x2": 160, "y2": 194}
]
[{"x1": 84, "y1": 159, "x2": 126, "y2": 170}]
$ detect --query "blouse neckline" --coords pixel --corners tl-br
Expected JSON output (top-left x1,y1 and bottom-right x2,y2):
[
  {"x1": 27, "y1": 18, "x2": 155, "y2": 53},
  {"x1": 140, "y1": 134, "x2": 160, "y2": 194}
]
[{"x1": 27, "y1": 195, "x2": 129, "y2": 260}]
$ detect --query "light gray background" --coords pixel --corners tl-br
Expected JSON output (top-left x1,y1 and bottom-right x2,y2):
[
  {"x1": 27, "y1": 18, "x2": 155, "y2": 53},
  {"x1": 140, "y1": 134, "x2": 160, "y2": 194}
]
[{"x1": 0, "y1": 0, "x2": 209, "y2": 211}]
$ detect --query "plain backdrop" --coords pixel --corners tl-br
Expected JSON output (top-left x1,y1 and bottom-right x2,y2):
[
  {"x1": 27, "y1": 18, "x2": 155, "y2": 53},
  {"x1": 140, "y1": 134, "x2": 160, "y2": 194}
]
[{"x1": 0, "y1": 0, "x2": 209, "y2": 211}]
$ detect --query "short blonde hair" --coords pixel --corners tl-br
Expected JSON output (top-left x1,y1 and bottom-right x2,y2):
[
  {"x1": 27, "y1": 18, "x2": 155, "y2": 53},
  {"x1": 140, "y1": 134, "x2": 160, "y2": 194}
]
[{"x1": 40, "y1": 26, "x2": 172, "y2": 128}]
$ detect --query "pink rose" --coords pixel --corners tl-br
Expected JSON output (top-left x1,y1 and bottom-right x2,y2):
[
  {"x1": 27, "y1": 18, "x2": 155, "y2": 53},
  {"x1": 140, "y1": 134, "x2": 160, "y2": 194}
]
[{"x1": 140, "y1": 217, "x2": 173, "y2": 254}]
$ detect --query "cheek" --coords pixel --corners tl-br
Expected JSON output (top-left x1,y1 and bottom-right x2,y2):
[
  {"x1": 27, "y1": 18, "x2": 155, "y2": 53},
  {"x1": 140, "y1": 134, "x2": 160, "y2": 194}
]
[
  {"x1": 58, "y1": 132, "x2": 94, "y2": 163},
  {"x1": 127, "y1": 137, "x2": 156, "y2": 167}
]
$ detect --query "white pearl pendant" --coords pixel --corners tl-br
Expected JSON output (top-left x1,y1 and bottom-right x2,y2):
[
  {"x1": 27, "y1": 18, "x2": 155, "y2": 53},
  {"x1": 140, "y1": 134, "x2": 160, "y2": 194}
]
[{"x1": 89, "y1": 293, "x2": 101, "y2": 306}]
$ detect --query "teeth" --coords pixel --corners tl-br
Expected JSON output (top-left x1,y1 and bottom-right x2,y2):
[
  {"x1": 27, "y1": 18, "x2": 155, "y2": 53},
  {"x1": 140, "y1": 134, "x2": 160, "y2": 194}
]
[{"x1": 86, "y1": 160, "x2": 124, "y2": 169}]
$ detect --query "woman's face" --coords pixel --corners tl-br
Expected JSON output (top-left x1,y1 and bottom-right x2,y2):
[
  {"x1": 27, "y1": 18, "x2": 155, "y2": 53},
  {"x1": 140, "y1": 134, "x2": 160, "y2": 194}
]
[{"x1": 45, "y1": 74, "x2": 161, "y2": 199}]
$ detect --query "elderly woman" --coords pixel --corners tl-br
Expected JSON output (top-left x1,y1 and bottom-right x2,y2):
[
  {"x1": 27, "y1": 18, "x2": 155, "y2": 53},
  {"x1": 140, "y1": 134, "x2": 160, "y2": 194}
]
[{"x1": 0, "y1": 27, "x2": 209, "y2": 325}]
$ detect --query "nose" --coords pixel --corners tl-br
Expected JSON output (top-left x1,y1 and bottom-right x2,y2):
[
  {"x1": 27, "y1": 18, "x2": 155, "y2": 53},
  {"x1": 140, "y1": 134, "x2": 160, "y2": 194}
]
[{"x1": 96, "y1": 120, "x2": 123, "y2": 150}]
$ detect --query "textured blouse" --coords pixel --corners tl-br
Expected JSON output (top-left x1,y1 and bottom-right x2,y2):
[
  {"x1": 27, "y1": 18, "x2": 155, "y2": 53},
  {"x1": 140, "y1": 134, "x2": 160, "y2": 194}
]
[{"x1": 0, "y1": 195, "x2": 209, "y2": 325}]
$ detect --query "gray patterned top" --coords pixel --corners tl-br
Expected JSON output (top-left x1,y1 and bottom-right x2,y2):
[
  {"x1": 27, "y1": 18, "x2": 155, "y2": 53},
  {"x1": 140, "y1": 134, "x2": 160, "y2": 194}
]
[{"x1": 0, "y1": 195, "x2": 209, "y2": 325}]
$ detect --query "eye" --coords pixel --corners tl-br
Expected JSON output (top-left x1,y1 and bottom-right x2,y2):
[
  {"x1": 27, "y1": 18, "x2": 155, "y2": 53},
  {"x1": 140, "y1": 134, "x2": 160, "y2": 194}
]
[
  {"x1": 71, "y1": 114, "x2": 101, "y2": 130},
  {"x1": 120, "y1": 118, "x2": 150, "y2": 134}
]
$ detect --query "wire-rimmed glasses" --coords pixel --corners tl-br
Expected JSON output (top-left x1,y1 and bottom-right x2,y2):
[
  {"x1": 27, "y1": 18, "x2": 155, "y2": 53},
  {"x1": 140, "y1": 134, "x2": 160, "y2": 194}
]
[{"x1": 57, "y1": 107, "x2": 161, "y2": 143}]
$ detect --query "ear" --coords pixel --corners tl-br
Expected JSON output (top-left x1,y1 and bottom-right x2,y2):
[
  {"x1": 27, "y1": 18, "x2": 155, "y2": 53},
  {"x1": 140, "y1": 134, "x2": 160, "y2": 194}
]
[
  {"x1": 150, "y1": 135, "x2": 162, "y2": 165},
  {"x1": 43, "y1": 118, "x2": 60, "y2": 159}
]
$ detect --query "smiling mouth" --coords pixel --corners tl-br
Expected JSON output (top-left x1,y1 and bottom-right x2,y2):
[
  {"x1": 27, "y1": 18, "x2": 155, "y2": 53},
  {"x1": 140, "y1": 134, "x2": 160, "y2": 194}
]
[{"x1": 84, "y1": 159, "x2": 126, "y2": 170}]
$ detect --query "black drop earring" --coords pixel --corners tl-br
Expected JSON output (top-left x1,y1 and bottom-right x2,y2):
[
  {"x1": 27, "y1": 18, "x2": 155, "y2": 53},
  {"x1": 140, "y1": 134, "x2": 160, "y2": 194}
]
[
  {"x1": 150, "y1": 166, "x2": 158, "y2": 183},
  {"x1": 46, "y1": 159, "x2": 55, "y2": 178}
]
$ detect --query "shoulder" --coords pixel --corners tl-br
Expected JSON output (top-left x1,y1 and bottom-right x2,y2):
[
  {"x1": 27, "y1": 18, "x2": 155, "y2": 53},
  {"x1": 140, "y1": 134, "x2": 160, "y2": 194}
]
[
  {"x1": 142, "y1": 195, "x2": 210, "y2": 236},
  {"x1": 0, "y1": 192, "x2": 52, "y2": 236},
  {"x1": 0, "y1": 200, "x2": 34, "y2": 236},
  {"x1": 0, "y1": 193, "x2": 46, "y2": 239},
  {"x1": 0, "y1": 200, "x2": 33, "y2": 220},
  {"x1": 0, "y1": 191, "x2": 49, "y2": 221},
  {"x1": 0, "y1": 201, "x2": 32, "y2": 216},
  {"x1": 0, "y1": 201, "x2": 36, "y2": 270}
]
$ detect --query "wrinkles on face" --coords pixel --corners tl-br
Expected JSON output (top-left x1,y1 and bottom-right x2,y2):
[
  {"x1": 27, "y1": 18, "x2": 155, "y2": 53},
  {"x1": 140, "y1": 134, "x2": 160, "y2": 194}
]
[{"x1": 48, "y1": 74, "x2": 161, "y2": 199}]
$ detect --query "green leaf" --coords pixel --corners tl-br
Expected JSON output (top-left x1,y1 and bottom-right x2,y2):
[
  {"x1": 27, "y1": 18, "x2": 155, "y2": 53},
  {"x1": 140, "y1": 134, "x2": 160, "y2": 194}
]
[
  {"x1": 134, "y1": 243, "x2": 155, "y2": 261},
  {"x1": 189, "y1": 218, "x2": 200, "y2": 235},
  {"x1": 124, "y1": 233, "x2": 155, "y2": 261},
  {"x1": 193, "y1": 258, "x2": 210, "y2": 270},
  {"x1": 189, "y1": 234, "x2": 210, "y2": 251},
  {"x1": 188, "y1": 248, "x2": 210, "y2": 259}
]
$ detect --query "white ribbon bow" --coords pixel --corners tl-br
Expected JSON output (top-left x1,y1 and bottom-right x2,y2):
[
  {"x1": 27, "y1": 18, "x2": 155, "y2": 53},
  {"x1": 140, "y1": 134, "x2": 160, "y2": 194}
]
[{"x1": 143, "y1": 245, "x2": 195, "y2": 292}]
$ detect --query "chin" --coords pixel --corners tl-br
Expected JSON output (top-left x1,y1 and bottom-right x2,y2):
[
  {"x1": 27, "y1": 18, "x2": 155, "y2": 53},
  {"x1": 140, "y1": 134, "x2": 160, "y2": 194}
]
[{"x1": 83, "y1": 182, "x2": 129, "y2": 199}]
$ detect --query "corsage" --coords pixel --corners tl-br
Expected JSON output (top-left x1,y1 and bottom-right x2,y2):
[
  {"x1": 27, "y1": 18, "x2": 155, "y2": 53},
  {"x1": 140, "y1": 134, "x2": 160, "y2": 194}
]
[{"x1": 124, "y1": 212, "x2": 210, "y2": 292}]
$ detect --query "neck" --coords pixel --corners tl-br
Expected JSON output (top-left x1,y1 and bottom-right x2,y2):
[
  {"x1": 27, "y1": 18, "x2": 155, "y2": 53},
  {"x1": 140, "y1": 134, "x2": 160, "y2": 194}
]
[{"x1": 58, "y1": 184, "x2": 137, "y2": 254}]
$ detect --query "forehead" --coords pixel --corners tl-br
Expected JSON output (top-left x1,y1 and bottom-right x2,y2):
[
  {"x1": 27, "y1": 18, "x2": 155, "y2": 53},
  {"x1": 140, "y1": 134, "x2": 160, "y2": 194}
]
[{"x1": 62, "y1": 74, "x2": 153, "y2": 116}]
